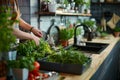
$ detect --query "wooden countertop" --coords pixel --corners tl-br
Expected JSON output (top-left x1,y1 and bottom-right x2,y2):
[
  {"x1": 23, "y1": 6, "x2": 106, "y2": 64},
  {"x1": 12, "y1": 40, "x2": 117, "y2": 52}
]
[{"x1": 58, "y1": 35, "x2": 120, "y2": 80}]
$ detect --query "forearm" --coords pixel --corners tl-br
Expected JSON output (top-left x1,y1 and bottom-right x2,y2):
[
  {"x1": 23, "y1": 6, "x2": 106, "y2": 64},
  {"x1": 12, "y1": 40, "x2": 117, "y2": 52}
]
[
  {"x1": 13, "y1": 28, "x2": 33, "y2": 40},
  {"x1": 19, "y1": 18, "x2": 32, "y2": 31},
  {"x1": 13, "y1": 28, "x2": 40, "y2": 45},
  {"x1": 19, "y1": 18, "x2": 42, "y2": 38}
]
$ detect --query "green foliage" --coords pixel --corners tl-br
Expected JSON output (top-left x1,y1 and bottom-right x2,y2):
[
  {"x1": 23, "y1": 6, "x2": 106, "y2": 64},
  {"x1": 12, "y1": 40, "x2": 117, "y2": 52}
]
[
  {"x1": 17, "y1": 39, "x2": 53, "y2": 59},
  {"x1": 100, "y1": 32, "x2": 108, "y2": 37},
  {"x1": 46, "y1": 48, "x2": 89, "y2": 65},
  {"x1": 85, "y1": 0, "x2": 90, "y2": 9},
  {"x1": 0, "y1": 7, "x2": 17, "y2": 52},
  {"x1": 74, "y1": 0, "x2": 86, "y2": 6},
  {"x1": 83, "y1": 20, "x2": 95, "y2": 28},
  {"x1": 76, "y1": 28, "x2": 81, "y2": 36},
  {"x1": 37, "y1": 39, "x2": 52, "y2": 54},
  {"x1": 63, "y1": 0, "x2": 69, "y2": 5},
  {"x1": 17, "y1": 40, "x2": 36, "y2": 56},
  {"x1": 113, "y1": 27, "x2": 120, "y2": 32},
  {"x1": 82, "y1": 20, "x2": 95, "y2": 31},
  {"x1": 59, "y1": 28, "x2": 74, "y2": 41},
  {"x1": 7, "y1": 56, "x2": 35, "y2": 71}
]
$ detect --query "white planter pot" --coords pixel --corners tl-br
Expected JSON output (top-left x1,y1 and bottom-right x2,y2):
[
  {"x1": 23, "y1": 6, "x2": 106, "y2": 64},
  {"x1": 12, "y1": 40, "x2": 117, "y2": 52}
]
[
  {"x1": 91, "y1": 0, "x2": 98, "y2": 2},
  {"x1": 78, "y1": 4, "x2": 86, "y2": 13},
  {"x1": 100, "y1": 0, "x2": 105, "y2": 2},
  {"x1": 12, "y1": 68, "x2": 28, "y2": 80},
  {"x1": 48, "y1": 4, "x2": 56, "y2": 12},
  {"x1": 0, "y1": 53, "x2": 2, "y2": 60},
  {"x1": 118, "y1": 0, "x2": 120, "y2": 2},
  {"x1": 3, "y1": 50, "x2": 17, "y2": 60}
]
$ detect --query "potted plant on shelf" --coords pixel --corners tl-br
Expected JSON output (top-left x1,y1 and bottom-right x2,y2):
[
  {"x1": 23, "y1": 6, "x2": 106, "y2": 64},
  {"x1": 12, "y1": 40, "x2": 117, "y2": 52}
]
[
  {"x1": 0, "y1": 7, "x2": 17, "y2": 80},
  {"x1": 113, "y1": 26, "x2": 120, "y2": 37},
  {"x1": 59, "y1": 28, "x2": 74, "y2": 47},
  {"x1": 74, "y1": 0, "x2": 86, "y2": 13}
]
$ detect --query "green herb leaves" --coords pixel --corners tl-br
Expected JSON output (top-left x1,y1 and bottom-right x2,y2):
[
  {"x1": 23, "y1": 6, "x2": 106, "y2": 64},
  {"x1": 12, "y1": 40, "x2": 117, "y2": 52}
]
[
  {"x1": 59, "y1": 28, "x2": 74, "y2": 41},
  {"x1": 47, "y1": 48, "x2": 89, "y2": 65},
  {"x1": 8, "y1": 56, "x2": 35, "y2": 71},
  {"x1": 0, "y1": 7, "x2": 17, "y2": 52}
]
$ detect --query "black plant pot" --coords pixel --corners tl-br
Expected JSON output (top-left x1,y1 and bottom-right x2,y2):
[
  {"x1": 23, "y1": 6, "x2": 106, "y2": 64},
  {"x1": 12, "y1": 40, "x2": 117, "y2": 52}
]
[{"x1": 38, "y1": 58, "x2": 91, "y2": 75}]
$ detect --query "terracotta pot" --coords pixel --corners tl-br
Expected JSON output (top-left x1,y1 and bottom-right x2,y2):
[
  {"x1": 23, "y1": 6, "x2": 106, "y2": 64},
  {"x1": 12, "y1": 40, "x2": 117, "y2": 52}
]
[
  {"x1": 60, "y1": 40, "x2": 69, "y2": 47},
  {"x1": 106, "y1": 0, "x2": 113, "y2": 3},
  {"x1": 114, "y1": 32, "x2": 120, "y2": 37},
  {"x1": 0, "y1": 61, "x2": 7, "y2": 80},
  {"x1": 0, "y1": 77, "x2": 6, "y2": 80}
]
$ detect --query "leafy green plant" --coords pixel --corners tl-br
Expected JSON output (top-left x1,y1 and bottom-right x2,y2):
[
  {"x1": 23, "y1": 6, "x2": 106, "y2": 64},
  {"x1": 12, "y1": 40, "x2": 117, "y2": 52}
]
[
  {"x1": 7, "y1": 56, "x2": 35, "y2": 71},
  {"x1": 63, "y1": 0, "x2": 69, "y2": 6},
  {"x1": 76, "y1": 28, "x2": 81, "y2": 36},
  {"x1": 46, "y1": 48, "x2": 89, "y2": 65},
  {"x1": 100, "y1": 32, "x2": 108, "y2": 37},
  {"x1": 17, "y1": 40, "x2": 36, "y2": 56},
  {"x1": 82, "y1": 20, "x2": 95, "y2": 31},
  {"x1": 113, "y1": 27, "x2": 120, "y2": 32},
  {"x1": 74, "y1": 0, "x2": 86, "y2": 6},
  {"x1": 17, "y1": 39, "x2": 53, "y2": 59},
  {"x1": 85, "y1": 0, "x2": 90, "y2": 9},
  {"x1": 83, "y1": 20, "x2": 95, "y2": 28},
  {"x1": 59, "y1": 28, "x2": 74, "y2": 41},
  {"x1": 0, "y1": 7, "x2": 17, "y2": 52}
]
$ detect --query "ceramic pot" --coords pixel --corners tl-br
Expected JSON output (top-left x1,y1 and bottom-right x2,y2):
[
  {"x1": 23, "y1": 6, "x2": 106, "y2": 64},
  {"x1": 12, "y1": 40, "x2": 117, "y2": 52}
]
[
  {"x1": 12, "y1": 68, "x2": 28, "y2": 80},
  {"x1": 91, "y1": 0, "x2": 98, "y2": 2},
  {"x1": 114, "y1": 32, "x2": 120, "y2": 37},
  {"x1": 106, "y1": 0, "x2": 113, "y2": 3},
  {"x1": 0, "y1": 61, "x2": 7, "y2": 80},
  {"x1": 100, "y1": 0, "x2": 105, "y2": 2},
  {"x1": 3, "y1": 50, "x2": 17, "y2": 60},
  {"x1": 117, "y1": 0, "x2": 120, "y2": 2},
  {"x1": 0, "y1": 77, "x2": 6, "y2": 80},
  {"x1": 48, "y1": 4, "x2": 56, "y2": 12},
  {"x1": 60, "y1": 40, "x2": 69, "y2": 47}
]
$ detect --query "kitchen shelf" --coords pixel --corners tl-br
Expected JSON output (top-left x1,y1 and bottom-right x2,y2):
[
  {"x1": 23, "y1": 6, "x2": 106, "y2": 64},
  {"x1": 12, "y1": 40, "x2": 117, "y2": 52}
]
[
  {"x1": 35, "y1": 12, "x2": 92, "y2": 16},
  {"x1": 35, "y1": 12, "x2": 55, "y2": 16},
  {"x1": 91, "y1": 2, "x2": 120, "y2": 5},
  {"x1": 56, "y1": 12, "x2": 92, "y2": 16}
]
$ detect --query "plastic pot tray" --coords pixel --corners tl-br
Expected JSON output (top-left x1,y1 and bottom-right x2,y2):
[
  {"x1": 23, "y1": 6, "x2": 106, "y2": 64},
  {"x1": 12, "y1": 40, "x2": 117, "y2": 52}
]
[{"x1": 38, "y1": 58, "x2": 91, "y2": 75}]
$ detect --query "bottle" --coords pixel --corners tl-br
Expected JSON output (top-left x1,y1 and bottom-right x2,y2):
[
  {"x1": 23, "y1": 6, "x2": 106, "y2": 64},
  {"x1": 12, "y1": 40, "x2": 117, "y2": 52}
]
[
  {"x1": 87, "y1": 32, "x2": 93, "y2": 41},
  {"x1": 101, "y1": 17, "x2": 106, "y2": 31}
]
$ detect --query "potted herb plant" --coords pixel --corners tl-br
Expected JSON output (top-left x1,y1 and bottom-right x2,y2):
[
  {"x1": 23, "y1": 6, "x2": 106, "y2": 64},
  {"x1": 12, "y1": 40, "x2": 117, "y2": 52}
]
[
  {"x1": 0, "y1": 7, "x2": 17, "y2": 80},
  {"x1": 113, "y1": 27, "x2": 120, "y2": 37},
  {"x1": 12, "y1": 40, "x2": 47, "y2": 80},
  {"x1": 59, "y1": 28, "x2": 74, "y2": 47},
  {"x1": 7, "y1": 56, "x2": 35, "y2": 80},
  {"x1": 74, "y1": 0, "x2": 86, "y2": 13}
]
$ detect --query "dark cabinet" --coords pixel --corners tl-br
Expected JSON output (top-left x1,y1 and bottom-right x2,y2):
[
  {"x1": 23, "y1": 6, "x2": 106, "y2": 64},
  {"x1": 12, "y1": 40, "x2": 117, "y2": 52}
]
[{"x1": 90, "y1": 41, "x2": 120, "y2": 80}]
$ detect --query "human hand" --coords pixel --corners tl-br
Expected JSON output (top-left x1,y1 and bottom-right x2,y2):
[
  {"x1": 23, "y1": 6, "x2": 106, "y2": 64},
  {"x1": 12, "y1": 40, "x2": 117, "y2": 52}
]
[
  {"x1": 31, "y1": 28, "x2": 43, "y2": 38},
  {"x1": 31, "y1": 34, "x2": 40, "y2": 45}
]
